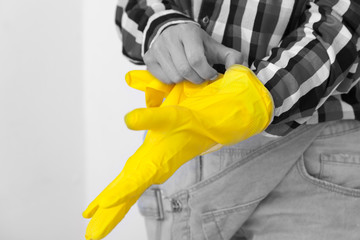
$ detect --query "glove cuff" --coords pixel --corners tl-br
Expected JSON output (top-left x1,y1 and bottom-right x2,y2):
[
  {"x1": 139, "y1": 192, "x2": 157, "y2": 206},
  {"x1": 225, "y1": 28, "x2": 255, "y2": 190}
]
[{"x1": 227, "y1": 65, "x2": 275, "y2": 137}]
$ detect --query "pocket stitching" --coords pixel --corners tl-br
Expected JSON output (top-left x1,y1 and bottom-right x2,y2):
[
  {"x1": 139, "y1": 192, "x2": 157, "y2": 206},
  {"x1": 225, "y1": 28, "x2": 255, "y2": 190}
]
[
  {"x1": 297, "y1": 156, "x2": 360, "y2": 198},
  {"x1": 321, "y1": 153, "x2": 360, "y2": 165},
  {"x1": 201, "y1": 217, "x2": 225, "y2": 240},
  {"x1": 201, "y1": 195, "x2": 265, "y2": 222},
  {"x1": 317, "y1": 124, "x2": 360, "y2": 139},
  {"x1": 213, "y1": 218, "x2": 226, "y2": 240}
]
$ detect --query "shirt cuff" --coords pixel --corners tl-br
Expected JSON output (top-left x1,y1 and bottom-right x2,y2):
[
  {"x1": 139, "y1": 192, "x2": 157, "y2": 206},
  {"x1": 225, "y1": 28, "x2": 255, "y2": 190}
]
[{"x1": 142, "y1": 9, "x2": 199, "y2": 56}]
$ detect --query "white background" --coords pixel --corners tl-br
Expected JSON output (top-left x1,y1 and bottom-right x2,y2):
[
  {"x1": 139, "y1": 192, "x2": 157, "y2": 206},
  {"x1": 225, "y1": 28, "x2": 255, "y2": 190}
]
[{"x1": 0, "y1": 0, "x2": 147, "y2": 239}]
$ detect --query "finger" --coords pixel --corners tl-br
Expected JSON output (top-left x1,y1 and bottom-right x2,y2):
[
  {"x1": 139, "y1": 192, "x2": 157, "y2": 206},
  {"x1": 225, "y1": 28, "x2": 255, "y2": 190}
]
[
  {"x1": 125, "y1": 70, "x2": 173, "y2": 94},
  {"x1": 85, "y1": 199, "x2": 136, "y2": 240},
  {"x1": 83, "y1": 200, "x2": 99, "y2": 219},
  {"x1": 83, "y1": 172, "x2": 129, "y2": 217},
  {"x1": 144, "y1": 50, "x2": 176, "y2": 85},
  {"x1": 94, "y1": 131, "x2": 175, "y2": 210},
  {"x1": 146, "y1": 62, "x2": 173, "y2": 85},
  {"x1": 223, "y1": 50, "x2": 245, "y2": 69},
  {"x1": 181, "y1": 35, "x2": 218, "y2": 81},
  {"x1": 98, "y1": 178, "x2": 146, "y2": 208},
  {"x1": 124, "y1": 106, "x2": 188, "y2": 131},
  {"x1": 125, "y1": 70, "x2": 157, "y2": 91},
  {"x1": 204, "y1": 40, "x2": 244, "y2": 69},
  {"x1": 125, "y1": 70, "x2": 174, "y2": 107},
  {"x1": 83, "y1": 184, "x2": 113, "y2": 219},
  {"x1": 167, "y1": 39, "x2": 204, "y2": 84},
  {"x1": 99, "y1": 153, "x2": 159, "y2": 208},
  {"x1": 155, "y1": 50, "x2": 185, "y2": 84},
  {"x1": 145, "y1": 43, "x2": 184, "y2": 84}
]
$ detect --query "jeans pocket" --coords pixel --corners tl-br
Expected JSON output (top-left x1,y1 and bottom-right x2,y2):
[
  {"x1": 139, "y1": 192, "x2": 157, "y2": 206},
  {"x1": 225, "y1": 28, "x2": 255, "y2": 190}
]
[
  {"x1": 320, "y1": 153, "x2": 360, "y2": 190},
  {"x1": 300, "y1": 154, "x2": 360, "y2": 197}
]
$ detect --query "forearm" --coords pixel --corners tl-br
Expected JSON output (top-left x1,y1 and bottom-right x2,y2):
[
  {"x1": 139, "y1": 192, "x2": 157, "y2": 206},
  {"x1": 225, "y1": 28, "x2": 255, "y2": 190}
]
[{"x1": 252, "y1": 0, "x2": 360, "y2": 135}]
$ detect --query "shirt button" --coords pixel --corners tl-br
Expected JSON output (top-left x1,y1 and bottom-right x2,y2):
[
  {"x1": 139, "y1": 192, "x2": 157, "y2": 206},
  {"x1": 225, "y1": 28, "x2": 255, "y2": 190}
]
[
  {"x1": 201, "y1": 16, "x2": 210, "y2": 26},
  {"x1": 171, "y1": 199, "x2": 182, "y2": 212}
]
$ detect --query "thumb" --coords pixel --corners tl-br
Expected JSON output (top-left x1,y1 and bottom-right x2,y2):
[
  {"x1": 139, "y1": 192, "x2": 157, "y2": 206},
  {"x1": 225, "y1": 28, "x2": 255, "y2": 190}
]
[
  {"x1": 125, "y1": 106, "x2": 187, "y2": 131},
  {"x1": 205, "y1": 40, "x2": 245, "y2": 69}
]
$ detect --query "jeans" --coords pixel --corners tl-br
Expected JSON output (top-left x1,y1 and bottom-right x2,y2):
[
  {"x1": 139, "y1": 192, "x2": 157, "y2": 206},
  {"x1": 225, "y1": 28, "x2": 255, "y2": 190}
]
[{"x1": 138, "y1": 120, "x2": 360, "y2": 240}]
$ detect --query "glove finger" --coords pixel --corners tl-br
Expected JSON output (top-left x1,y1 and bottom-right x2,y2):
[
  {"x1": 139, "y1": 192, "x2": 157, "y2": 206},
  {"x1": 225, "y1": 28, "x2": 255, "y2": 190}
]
[
  {"x1": 145, "y1": 87, "x2": 165, "y2": 108},
  {"x1": 82, "y1": 172, "x2": 128, "y2": 218},
  {"x1": 83, "y1": 200, "x2": 99, "y2": 219},
  {"x1": 83, "y1": 180, "x2": 119, "y2": 219},
  {"x1": 125, "y1": 70, "x2": 173, "y2": 97},
  {"x1": 85, "y1": 199, "x2": 136, "y2": 240},
  {"x1": 160, "y1": 82, "x2": 185, "y2": 106},
  {"x1": 98, "y1": 180, "x2": 146, "y2": 208},
  {"x1": 98, "y1": 139, "x2": 166, "y2": 208},
  {"x1": 83, "y1": 171, "x2": 129, "y2": 218},
  {"x1": 82, "y1": 142, "x2": 156, "y2": 209},
  {"x1": 125, "y1": 106, "x2": 188, "y2": 131},
  {"x1": 99, "y1": 160, "x2": 158, "y2": 208}
]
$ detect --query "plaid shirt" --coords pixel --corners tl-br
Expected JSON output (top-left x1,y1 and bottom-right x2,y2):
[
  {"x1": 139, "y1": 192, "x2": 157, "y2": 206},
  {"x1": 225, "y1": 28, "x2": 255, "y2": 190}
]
[{"x1": 115, "y1": 0, "x2": 360, "y2": 136}]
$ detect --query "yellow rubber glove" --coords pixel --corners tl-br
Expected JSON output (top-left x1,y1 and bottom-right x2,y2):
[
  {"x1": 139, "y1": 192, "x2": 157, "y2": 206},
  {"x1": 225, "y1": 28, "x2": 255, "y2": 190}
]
[{"x1": 82, "y1": 65, "x2": 274, "y2": 240}]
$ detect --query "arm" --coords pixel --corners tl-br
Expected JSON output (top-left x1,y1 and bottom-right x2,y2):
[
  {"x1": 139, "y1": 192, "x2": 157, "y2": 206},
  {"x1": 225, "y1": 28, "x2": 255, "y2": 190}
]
[{"x1": 253, "y1": 0, "x2": 360, "y2": 136}]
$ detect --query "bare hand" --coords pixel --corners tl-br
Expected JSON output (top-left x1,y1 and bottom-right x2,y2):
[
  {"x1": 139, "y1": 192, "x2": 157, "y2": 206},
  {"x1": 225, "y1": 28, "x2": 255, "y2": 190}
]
[{"x1": 143, "y1": 23, "x2": 244, "y2": 84}]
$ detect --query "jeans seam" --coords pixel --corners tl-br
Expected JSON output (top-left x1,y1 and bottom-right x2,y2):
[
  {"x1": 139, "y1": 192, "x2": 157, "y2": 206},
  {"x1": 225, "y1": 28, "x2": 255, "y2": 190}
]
[
  {"x1": 213, "y1": 218, "x2": 226, "y2": 240},
  {"x1": 297, "y1": 157, "x2": 360, "y2": 198},
  {"x1": 156, "y1": 219, "x2": 162, "y2": 240},
  {"x1": 219, "y1": 151, "x2": 224, "y2": 171},
  {"x1": 317, "y1": 125, "x2": 360, "y2": 139},
  {"x1": 321, "y1": 153, "x2": 360, "y2": 165},
  {"x1": 319, "y1": 156, "x2": 325, "y2": 179},
  {"x1": 199, "y1": 155, "x2": 203, "y2": 182}
]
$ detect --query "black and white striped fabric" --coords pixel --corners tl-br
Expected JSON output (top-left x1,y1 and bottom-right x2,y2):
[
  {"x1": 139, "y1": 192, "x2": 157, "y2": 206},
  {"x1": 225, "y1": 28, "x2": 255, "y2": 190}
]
[{"x1": 115, "y1": 0, "x2": 360, "y2": 136}]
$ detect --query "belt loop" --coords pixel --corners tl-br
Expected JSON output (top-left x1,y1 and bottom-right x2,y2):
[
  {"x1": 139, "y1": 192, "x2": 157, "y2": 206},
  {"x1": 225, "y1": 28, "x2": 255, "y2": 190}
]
[{"x1": 152, "y1": 188, "x2": 165, "y2": 221}]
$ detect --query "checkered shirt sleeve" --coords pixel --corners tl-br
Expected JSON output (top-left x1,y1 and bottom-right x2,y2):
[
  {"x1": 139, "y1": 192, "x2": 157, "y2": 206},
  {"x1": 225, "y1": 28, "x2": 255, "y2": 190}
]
[{"x1": 253, "y1": 0, "x2": 360, "y2": 135}]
